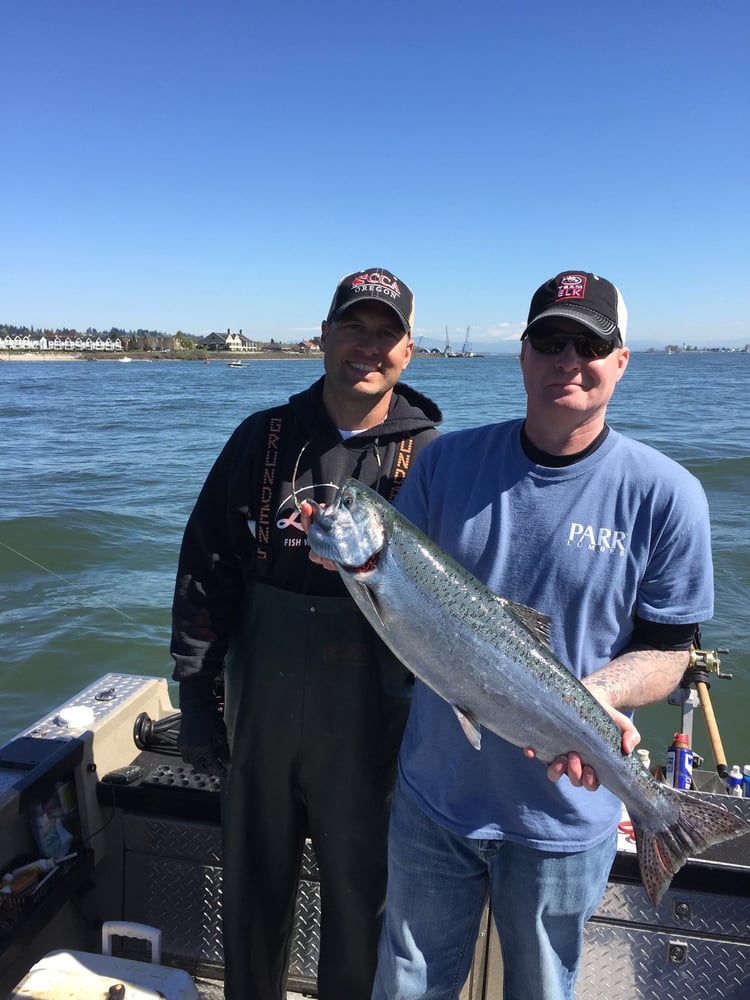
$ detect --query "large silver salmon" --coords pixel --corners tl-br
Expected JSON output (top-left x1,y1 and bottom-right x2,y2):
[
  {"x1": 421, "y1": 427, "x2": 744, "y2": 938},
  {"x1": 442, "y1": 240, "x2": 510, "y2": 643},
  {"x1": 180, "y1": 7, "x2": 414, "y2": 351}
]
[{"x1": 307, "y1": 478, "x2": 749, "y2": 905}]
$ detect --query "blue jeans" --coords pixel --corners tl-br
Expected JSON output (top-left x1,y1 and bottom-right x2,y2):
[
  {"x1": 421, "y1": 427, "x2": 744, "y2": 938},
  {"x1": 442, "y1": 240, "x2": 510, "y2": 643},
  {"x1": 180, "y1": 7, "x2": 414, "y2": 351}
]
[{"x1": 372, "y1": 781, "x2": 616, "y2": 1000}]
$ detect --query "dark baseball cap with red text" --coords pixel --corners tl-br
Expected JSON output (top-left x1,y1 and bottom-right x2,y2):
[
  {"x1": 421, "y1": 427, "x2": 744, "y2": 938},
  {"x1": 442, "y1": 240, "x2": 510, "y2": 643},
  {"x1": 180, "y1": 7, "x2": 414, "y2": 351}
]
[
  {"x1": 326, "y1": 268, "x2": 415, "y2": 334},
  {"x1": 524, "y1": 271, "x2": 628, "y2": 342}
]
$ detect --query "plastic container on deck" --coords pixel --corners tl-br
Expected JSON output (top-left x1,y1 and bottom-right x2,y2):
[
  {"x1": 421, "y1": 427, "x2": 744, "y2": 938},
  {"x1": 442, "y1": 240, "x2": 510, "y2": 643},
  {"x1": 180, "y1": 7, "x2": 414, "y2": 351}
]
[
  {"x1": 726, "y1": 765, "x2": 744, "y2": 797},
  {"x1": 9, "y1": 921, "x2": 199, "y2": 999}
]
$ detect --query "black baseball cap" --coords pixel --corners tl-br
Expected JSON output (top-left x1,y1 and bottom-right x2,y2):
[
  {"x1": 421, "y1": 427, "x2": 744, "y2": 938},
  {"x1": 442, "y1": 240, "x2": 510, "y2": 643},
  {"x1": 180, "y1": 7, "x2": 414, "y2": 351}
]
[
  {"x1": 523, "y1": 271, "x2": 628, "y2": 342},
  {"x1": 326, "y1": 268, "x2": 415, "y2": 333}
]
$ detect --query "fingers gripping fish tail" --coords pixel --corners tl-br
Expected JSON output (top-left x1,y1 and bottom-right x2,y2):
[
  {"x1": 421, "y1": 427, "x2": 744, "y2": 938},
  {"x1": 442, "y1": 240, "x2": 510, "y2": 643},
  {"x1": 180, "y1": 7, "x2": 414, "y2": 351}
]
[{"x1": 634, "y1": 790, "x2": 749, "y2": 905}]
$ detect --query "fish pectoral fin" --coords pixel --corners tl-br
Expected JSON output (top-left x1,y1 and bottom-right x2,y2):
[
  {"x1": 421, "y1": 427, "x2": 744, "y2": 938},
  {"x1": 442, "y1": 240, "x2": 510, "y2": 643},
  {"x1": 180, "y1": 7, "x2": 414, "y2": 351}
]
[
  {"x1": 453, "y1": 706, "x2": 482, "y2": 750},
  {"x1": 361, "y1": 586, "x2": 387, "y2": 631}
]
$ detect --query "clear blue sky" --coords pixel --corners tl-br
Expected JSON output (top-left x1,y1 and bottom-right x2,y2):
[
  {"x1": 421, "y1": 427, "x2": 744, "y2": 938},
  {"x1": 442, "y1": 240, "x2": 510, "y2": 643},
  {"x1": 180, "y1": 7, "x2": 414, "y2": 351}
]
[{"x1": 2, "y1": 1, "x2": 748, "y2": 348}]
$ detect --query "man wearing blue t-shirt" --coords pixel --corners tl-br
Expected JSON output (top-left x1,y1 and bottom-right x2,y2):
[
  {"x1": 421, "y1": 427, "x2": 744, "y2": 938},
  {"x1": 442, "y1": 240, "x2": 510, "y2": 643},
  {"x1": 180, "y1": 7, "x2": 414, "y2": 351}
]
[{"x1": 371, "y1": 271, "x2": 713, "y2": 1000}]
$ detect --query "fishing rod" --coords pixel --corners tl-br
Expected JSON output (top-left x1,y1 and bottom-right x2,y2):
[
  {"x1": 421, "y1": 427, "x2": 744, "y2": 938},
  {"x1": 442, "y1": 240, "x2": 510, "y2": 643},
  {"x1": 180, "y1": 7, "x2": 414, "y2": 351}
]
[{"x1": 670, "y1": 643, "x2": 732, "y2": 780}]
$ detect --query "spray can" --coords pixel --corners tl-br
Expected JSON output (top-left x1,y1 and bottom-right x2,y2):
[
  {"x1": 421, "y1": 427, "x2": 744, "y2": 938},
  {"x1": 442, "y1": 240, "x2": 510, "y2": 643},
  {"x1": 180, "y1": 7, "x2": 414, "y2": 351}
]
[
  {"x1": 743, "y1": 765, "x2": 750, "y2": 799},
  {"x1": 726, "y1": 765, "x2": 743, "y2": 797},
  {"x1": 666, "y1": 733, "x2": 693, "y2": 790}
]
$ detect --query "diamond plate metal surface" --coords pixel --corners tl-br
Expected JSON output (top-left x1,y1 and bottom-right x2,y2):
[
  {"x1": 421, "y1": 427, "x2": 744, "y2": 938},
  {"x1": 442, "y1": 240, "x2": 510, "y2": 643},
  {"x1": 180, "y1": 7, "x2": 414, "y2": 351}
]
[
  {"x1": 124, "y1": 816, "x2": 224, "y2": 964},
  {"x1": 289, "y1": 878, "x2": 321, "y2": 980},
  {"x1": 578, "y1": 921, "x2": 750, "y2": 999},
  {"x1": 123, "y1": 814, "x2": 323, "y2": 985},
  {"x1": 596, "y1": 880, "x2": 750, "y2": 939},
  {"x1": 124, "y1": 814, "x2": 223, "y2": 864},
  {"x1": 125, "y1": 852, "x2": 224, "y2": 963},
  {"x1": 290, "y1": 841, "x2": 320, "y2": 980},
  {"x1": 18, "y1": 673, "x2": 158, "y2": 739},
  {"x1": 301, "y1": 839, "x2": 319, "y2": 879}
]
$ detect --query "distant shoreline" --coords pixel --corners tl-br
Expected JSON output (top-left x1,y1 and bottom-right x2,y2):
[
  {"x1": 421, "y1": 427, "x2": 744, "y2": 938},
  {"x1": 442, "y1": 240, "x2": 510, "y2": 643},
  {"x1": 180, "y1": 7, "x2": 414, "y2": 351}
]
[
  {"x1": 0, "y1": 350, "x2": 461, "y2": 363},
  {"x1": 0, "y1": 351, "x2": 323, "y2": 363}
]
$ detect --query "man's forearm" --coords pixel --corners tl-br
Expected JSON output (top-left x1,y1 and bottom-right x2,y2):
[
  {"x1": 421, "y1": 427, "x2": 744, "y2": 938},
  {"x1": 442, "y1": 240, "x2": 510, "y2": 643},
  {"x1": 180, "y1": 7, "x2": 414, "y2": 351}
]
[{"x1": 583, "y1": 647, "x2": 690, "y2": 713}]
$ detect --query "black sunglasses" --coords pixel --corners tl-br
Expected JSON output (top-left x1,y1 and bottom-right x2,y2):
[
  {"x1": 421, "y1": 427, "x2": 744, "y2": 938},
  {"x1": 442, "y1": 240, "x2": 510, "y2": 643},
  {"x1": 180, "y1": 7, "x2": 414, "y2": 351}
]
[{"x1": 526, "y1": 333, "x2": 621, "y2": 359}]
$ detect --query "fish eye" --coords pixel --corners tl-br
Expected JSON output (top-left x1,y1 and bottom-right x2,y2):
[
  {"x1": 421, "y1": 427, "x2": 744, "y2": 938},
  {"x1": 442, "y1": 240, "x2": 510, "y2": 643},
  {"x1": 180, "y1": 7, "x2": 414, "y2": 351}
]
[{"x1": 342, "y1": 494, "x2": 354, "y2": 509}]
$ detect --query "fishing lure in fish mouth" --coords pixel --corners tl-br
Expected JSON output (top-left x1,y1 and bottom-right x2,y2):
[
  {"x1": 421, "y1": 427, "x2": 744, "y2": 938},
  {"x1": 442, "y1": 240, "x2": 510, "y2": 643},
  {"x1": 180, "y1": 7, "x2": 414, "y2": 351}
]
[
  {"x1": 341, "y1": 550, "x2": 382, "y2": 574},
  {"x1": 308, "y1": 482, "x2": 387, "y2": 572}
]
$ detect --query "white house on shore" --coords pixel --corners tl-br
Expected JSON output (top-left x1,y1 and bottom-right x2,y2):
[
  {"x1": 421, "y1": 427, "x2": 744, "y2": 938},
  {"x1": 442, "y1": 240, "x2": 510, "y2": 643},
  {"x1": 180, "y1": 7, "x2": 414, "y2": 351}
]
[
  {"x1": 199, "y1": 329, "x2": 259, "y2": 352},
  {"x1": 0, "y1": 334, "x2": 124, "y2": 352}
]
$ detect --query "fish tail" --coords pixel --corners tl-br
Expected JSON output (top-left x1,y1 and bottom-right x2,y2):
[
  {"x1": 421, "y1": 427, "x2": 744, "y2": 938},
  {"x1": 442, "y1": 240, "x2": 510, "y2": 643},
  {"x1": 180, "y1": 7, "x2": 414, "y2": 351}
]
[{"x1": 634, "y1": 788, "x2": 749, "y2": 905}]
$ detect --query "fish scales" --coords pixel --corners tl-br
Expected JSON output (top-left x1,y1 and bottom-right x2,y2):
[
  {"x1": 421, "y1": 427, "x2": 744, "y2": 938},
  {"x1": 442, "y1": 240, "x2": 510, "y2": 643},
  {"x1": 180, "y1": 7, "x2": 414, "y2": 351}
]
[
  {"x1": 345, "y1": 503, "x2": 628, "y2": 775},
  {"x1": 307, "y1": 478, "x2": 750, "y2": 905}
]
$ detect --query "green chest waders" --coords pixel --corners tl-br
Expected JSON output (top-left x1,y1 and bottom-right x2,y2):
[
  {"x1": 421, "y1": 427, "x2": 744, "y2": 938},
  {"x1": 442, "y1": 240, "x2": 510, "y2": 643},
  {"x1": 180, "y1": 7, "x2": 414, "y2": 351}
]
[{"x1": 221, "y1": 581, "x2": 412, "y2": 1000}]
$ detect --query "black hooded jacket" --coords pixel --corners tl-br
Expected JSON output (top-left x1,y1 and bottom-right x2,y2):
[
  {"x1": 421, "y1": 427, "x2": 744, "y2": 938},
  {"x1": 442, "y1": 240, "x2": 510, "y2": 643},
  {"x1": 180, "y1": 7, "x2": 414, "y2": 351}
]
[{"x1": 171, "y1": 375, "x2": 441, "y2": 690}]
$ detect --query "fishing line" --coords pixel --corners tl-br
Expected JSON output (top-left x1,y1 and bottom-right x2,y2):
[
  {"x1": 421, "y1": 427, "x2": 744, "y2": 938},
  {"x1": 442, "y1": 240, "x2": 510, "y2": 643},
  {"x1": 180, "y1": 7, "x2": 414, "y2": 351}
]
[
  {"x1": 0, "y1": 540, "x2": 136, "y2": 622},
  {"x1": 291, "y1": 439, "x2": 310, "y2": 511}
]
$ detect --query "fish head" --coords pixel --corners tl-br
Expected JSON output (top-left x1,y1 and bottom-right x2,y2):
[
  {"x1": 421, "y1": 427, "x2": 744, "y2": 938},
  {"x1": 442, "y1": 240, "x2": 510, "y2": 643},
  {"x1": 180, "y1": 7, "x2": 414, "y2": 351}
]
[{"x1": 307, "y1": 478, "x2": 388, "y2": 575}]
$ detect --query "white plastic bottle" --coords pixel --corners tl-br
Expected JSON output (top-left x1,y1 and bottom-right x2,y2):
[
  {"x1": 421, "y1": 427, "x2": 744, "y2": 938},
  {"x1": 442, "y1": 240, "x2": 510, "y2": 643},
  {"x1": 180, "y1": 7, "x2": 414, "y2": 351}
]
[{"x1": 726, "y1": 764, "x2": 743, "y2": 796}]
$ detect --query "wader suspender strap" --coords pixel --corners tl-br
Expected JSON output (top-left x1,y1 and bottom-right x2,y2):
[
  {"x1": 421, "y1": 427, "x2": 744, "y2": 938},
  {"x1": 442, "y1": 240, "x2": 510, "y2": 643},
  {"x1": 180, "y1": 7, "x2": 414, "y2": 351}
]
[
  {"x1": 255, "y1": 414, "x2": 283, "y2": 574},
  {"x1": 386, "y1": 435, "x2": 415, "y2": 503}
]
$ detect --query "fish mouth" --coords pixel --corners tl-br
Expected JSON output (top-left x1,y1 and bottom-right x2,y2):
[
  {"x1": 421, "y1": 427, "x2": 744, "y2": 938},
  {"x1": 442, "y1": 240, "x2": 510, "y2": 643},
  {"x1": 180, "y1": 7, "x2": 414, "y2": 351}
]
[{"x1": 341, "y1": 549, "x2": 381, "y2": 574}]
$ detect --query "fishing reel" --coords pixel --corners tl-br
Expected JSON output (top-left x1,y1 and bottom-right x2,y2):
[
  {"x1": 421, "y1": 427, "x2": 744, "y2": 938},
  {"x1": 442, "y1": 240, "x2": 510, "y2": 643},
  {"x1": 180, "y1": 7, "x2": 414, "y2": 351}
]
[
  {"x1": 684, "y1": 645, "x2": 732, "y2": 686},
  {"x1": 685, "y1": 646, "x2": 732, "y2": 681}
]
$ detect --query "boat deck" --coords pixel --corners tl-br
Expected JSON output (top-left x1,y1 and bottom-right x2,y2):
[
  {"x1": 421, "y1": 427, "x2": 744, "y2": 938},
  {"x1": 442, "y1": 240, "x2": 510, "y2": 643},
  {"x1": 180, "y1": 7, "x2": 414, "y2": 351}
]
[{"x1": 195, "y1": 988, "x2": 308, "y2": 1000}]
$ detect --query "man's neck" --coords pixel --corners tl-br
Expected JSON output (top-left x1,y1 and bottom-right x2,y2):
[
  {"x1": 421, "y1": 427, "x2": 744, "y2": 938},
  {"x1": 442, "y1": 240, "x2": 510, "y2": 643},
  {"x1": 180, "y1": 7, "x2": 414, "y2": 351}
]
[
  {"x1": 523, "y1": 413, "x2": 607, "y2": 456},
  {"x1": 322, "y1": 384, "x2": 394, "y2": 432}
]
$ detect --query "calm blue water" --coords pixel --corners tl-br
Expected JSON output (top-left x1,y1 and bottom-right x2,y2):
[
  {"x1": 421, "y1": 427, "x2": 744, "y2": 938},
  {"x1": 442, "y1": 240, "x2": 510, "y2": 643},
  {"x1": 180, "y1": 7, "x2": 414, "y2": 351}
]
[{"x1": 1, "y1": 353, "x2": 749, "y2": 770}]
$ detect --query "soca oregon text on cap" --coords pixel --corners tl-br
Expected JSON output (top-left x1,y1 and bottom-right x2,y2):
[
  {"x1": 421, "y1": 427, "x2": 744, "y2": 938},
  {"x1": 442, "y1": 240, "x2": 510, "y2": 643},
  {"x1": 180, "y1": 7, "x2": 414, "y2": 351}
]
[
  {"x1": 326, "y1": 268, "x2": 415, "y2": 333},
  {"x1": 525, "y1": 271, "x2": 628, "y2": 342}
]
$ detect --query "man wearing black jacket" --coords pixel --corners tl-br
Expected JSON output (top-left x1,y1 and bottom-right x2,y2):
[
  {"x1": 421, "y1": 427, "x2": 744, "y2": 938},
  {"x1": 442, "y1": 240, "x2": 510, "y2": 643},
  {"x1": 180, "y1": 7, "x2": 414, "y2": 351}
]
[{"x1": 170, "y1": 268, "x2": 441, "y2": 1000}]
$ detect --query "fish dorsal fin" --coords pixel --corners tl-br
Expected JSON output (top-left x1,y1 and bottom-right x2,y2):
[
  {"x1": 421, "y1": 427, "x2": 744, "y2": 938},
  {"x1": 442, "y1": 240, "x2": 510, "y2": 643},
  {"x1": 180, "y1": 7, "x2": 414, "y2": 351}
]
[
  {"x1": 453, "y1": 706, "x2": 482, "y2": 750},
  {"x1": 503, "y1": 599, "x2": 554, "y2": 652}
]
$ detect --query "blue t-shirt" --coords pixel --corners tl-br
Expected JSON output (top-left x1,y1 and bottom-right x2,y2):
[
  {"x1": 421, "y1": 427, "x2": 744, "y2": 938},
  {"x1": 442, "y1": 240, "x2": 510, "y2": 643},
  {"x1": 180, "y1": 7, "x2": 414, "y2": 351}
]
[{"x1": 395, "y1": 420, "x2": 714, "y2": 851}]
